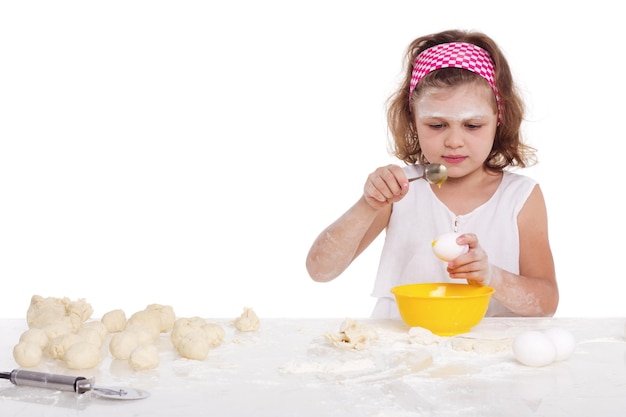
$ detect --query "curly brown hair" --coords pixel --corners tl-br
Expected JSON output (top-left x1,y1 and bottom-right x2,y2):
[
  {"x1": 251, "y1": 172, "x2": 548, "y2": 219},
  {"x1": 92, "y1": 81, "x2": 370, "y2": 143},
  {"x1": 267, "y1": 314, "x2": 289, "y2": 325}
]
[{"x1": 386, "y1": 29, "x2": 536, "y2": 170}]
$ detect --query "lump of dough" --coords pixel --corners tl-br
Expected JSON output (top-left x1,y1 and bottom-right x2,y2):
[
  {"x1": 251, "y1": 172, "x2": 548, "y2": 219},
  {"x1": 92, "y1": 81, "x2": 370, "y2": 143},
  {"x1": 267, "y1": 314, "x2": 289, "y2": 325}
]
[
  {"x1": 171, "y1": 317, "x2": 225, "y2": 359},
  {"x1": 13, "y1": 341, "x2": 43, "y2": 368},
  {"x1": 234, "y1": 307, "x2": 260, "y2": 332},
  {"x1": 65, "y1": 298, "x2": 94, "y2": 329},
  {"x1": 63, "y1": 341, "x2": 101, "y2": 370},
  {"x1": 126, "y1": 325, "x2": 158, "y2": 345},
  {"x1": 19, "y1": 328, "x2": 50, "y2": 350},
  {"x1": 77, "y1": 326, "x2": 105, "y2": 348},
  {"x1": 48, "y1": 333, "x2": 84, "y2": 359},
  {"x1": 109, "y1": 331, "x2": 140, "y2": 360},
  {"x1": 176, "y1": 334, "x2": 210, "y2": 360},
  {"x1": 125, "y1": 310, "x2": 161, "y2": 342},
  {"x1": 408, "y1": 327, "x2": 442, "y2": 345},
  {"x1": 201, "y1": 323, "x2": 225, "y2": 348},
  {"x1": 325, "y1": 318, "x2": 378, "y2": 350},
  {"x1": 145, "y1": 304, "x2": 176, "y2": 333},
  {"x1": 80, "y1": 321, "x2": 109, "y2": 343},
  {"x1": 41, "y1": 321, "x2": 74, "y2": 340},
  {"x1": 170, "y1": 317, "x2": 206, "y2": 346},
  {"x1": 27, "y1": 295, "x2": 93, "y2": 331},
  {"x1": 27, "y1": 295, "x2": 68, "y2": 328},
  {"x1": 129, "y1": 345, "x2": 159, "y2": 371},
  {"x1": 101, "y1": 309, "x2": 127, "y2": 333}
]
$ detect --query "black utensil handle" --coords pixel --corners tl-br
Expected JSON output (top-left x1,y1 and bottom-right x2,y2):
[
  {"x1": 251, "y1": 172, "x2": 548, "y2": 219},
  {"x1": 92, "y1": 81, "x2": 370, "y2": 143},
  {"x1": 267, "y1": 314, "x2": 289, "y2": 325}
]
[{"x1": 7, "y1": 369, "x2": 90, "y2": 393}]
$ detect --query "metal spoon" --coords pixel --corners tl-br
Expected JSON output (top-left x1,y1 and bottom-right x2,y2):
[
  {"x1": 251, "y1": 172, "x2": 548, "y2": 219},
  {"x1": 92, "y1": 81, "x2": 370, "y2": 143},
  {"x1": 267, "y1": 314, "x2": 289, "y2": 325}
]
[{"x1": 403, "y1": 163, "x2": 448, "y2": 187}]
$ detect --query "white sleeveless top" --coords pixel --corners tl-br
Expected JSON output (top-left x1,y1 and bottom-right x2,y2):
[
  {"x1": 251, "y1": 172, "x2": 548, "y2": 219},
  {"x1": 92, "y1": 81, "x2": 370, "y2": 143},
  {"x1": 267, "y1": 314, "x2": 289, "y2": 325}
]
[{"x1": 370, "y1": 171, "x2": 537, "y2": 318}]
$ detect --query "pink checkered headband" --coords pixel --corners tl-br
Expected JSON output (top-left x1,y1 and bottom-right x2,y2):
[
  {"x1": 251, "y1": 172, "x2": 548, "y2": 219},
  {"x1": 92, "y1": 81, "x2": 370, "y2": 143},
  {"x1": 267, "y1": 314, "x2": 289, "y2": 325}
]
[{"x1": 409, "y1": 42, "x2": 501, "y2": 124}]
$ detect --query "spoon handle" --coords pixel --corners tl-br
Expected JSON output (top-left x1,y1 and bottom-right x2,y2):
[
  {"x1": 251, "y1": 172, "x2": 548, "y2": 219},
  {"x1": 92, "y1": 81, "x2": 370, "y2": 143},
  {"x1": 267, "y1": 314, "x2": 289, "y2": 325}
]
[{"x1": 403, "y1": 164, "x2": 425, "y2": 182}]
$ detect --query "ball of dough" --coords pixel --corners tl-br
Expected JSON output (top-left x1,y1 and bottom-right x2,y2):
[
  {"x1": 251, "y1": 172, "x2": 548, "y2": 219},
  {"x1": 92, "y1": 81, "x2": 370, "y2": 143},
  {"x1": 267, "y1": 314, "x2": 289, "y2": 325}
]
[
  {"x1": 126, "y1": 325, "x2": 158, "y2": 345},
  {"x1": 145, "y1": 304, "x2": 176, "y2": 333},
  {"x1": 41, "y1": 321, "x2": 74, "y2": 340},
  {"x1": 19, "y1": 328, "x2": 50, "y2": 349},
  {"x1": 126, "y1": 310, "x2": 161, "y2": 341},
  {"x1": 170, "y1": 317, "x2": 209, "y2": 347},
  {"x1": 234, "y1": 307, "x2": 260, "y2": 332},
  {"x1": 77, "y1": 326, "x2": 105, "y2": 348},
  {"x1": 80, "y1": 321, "x2": 109, "y2": 343},
  {"x1": 129, "y1": 345, "x2": 159, "y2": 371},
  {"x1": 170, "y1": 317, "x2": 225, "y2": 358},
  {"x1": 48, "y1": 333, "x2": 84, "y2": 359},
  {"x1": 13, "y1": 341, "x2": 43, "y2": 368},
  {"x1": 64, "y1": 341, "x2": 101, "y2": 370},
  {"x1": 101, "y1": 309, "x2": 127, "y2": 333},
  {"x1": 201, "y1": 323, "x2": 225, "y2": 347},
  {"x1": 176, "y1": 333, "x2": 210, "y2": 360},
  {"x1": 109, "y1": 331, "x2": 140, "y2": 360}
]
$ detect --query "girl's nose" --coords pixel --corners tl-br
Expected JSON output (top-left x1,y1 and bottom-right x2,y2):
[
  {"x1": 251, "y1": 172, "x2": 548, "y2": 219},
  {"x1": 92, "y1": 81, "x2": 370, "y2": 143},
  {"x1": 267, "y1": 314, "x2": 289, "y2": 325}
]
[{"x1": 444, "y1": 130, "x2": 464, "y2": 148}]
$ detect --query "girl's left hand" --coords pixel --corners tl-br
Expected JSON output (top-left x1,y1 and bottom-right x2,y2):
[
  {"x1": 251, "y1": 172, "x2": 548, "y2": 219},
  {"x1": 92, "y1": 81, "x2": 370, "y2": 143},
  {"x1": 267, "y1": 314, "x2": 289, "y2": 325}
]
[{"x1": 446, "y1": 233, "x2": 493, "y2": 286}]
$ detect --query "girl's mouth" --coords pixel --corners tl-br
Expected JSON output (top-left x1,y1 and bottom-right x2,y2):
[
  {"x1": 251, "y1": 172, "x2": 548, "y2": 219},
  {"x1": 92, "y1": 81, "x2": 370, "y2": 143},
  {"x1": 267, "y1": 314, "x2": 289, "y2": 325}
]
[{"x1": 442, "y1": 155, "x2": 466, "y2": 164}]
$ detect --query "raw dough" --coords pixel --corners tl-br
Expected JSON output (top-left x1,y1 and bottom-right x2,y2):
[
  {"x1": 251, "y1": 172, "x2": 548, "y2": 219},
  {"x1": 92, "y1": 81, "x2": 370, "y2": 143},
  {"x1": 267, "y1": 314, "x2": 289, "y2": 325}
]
[
  {"x1": 13, "y1": 341, "x2": 43, "y2": 368},
  {"x1": 19, "y1": 328, "x2": 49, "y2": 349},
  {"x1": 80, "y1": 321, "x2": 109, "y2": 343},
  {"x1": 126, "y1": 310, "x2": 161, "y2": 342},
  {"x1": 126, "y1": 325, "x2": 159, "y2": 345},
  {"x1": 48, "y1": 333, "x2": 84, "y2": 359},
  {"x1": 129, "y1": 345, "x2": 159, "y2": 371},
  {"x1": 101, "y1": 309, "x2": 127, "y2": 333},
  {"x1": 64, "y1": 341, "x2": 101, "y2": 369},
  {"x1": 234, "y1": 307, "x2": 260, "y2": 332},
  {"x1": 176, "y1": 333, "x2": 211, "y2": 360},
  {"x1": 109, "y1": 331, "x2": 140, "y2": 360},
  {"x1": 27, "y1": 295, "x2": 93, "y2": 331},
  {"x1": 202, "y1": 323, "x2": 226, "y2": 348},
  {"x1": 77, "y1": 326, "x2": 105, "y2": 347},
  {"x1": 145, "y1": 304, "x2": 176, "y2": 333},
  {"x1": 325, "y1": 318, "x2": 378, "y2": 350},
  {"x1": 408, "y1": 327, "x2": 442, "y2": 345},
  {"x1": 41, "y1": 321, "x2": 74, "y2": 340},
  {"x1": 171, "y1": 317, "x2": 208, "y2": 346},
  {"x1": 171, "y1": 317, "x2": 225, "y2": 359}
]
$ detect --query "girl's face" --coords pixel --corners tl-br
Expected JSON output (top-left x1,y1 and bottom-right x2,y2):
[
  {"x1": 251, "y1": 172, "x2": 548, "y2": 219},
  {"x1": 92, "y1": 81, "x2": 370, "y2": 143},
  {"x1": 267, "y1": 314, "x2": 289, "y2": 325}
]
[{"x1": 413, "y1": 82, "x2": 498, "y2": 178}]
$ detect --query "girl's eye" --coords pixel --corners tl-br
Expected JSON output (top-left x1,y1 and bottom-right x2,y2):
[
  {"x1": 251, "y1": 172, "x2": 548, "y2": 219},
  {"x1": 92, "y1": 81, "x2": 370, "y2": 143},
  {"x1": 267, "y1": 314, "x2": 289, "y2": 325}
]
[{"x1": 429, "y1": 123, "x2": 445, "y2": 129}]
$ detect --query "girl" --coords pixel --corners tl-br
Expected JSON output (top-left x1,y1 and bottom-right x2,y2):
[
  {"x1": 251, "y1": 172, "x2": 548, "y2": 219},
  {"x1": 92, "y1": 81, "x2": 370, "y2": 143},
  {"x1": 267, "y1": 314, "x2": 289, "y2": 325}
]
[{"x1": 306, "y1": 29, "x2": 558, "y2": 318}]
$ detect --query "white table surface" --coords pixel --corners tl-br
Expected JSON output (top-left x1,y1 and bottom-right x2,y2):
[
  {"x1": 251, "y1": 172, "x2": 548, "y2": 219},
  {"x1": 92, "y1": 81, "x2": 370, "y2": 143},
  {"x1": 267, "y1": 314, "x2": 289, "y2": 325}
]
[{"x1": 1, "y1": 317, "x2": 625, "y2": 417}]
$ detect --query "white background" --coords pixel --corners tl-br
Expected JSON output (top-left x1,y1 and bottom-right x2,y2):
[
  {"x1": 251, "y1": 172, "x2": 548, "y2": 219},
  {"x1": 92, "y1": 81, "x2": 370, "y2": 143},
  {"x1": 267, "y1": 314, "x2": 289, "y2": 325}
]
[{"x1": 1, "y1": 1, "x2": 623, "y2": 319}]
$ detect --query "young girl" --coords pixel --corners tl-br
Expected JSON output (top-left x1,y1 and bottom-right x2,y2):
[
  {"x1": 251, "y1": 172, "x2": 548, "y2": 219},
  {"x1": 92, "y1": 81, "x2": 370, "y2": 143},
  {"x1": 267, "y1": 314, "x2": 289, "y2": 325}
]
[{"x1": 306, "y1": 29, "x2": 558, "y2": 318}]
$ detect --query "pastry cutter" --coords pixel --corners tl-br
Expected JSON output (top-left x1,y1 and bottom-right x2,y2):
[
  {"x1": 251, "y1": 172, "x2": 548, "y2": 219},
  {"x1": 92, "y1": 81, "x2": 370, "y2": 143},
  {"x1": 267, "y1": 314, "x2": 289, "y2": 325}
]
[{"x1": 1, "y1": 369, "x2": 150, "y2": 400}]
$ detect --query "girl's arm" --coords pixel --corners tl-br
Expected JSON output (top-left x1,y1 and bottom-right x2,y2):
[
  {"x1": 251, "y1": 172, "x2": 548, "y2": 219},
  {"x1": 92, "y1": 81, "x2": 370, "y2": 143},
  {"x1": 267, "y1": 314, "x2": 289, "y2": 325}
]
[
  {"x1": 306, "y1": 165, "x2": 409, "y2": 282},
  {"x1": 449, "y1": 185, "x2": 559, "y2": 316}
]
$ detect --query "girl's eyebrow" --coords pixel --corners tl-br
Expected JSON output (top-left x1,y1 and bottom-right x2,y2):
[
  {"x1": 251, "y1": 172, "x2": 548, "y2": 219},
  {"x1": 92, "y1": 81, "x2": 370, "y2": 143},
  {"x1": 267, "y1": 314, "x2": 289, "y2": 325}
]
[{"x1": 417, "y1": 111, "x2": 489, "y2": 120}]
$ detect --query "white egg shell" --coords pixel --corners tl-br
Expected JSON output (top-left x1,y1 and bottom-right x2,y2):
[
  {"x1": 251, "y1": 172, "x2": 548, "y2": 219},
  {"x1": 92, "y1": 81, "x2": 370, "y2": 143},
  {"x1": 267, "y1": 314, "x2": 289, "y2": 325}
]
[
  {"x1": 432, "y1": 232, "x2": 469, "y2": 262},
  {"x1": 543, "y1": 327, "x2": 576, "y2": 361},
  {"x1": 513, "y1": 330, "x2": 556, "y2": 367}
]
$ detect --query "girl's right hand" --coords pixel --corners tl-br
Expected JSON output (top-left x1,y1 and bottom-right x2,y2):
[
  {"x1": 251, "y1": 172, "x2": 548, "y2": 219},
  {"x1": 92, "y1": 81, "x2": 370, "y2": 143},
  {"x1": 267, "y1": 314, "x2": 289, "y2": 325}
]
[{"x1": 363, "y1": 164, "x2": 410, "y2": 209}]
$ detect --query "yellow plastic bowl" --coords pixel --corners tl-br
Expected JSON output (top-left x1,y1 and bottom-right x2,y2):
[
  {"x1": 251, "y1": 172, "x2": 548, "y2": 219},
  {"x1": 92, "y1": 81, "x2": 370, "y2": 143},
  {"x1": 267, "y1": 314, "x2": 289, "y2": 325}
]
[{"x1": 391, "y1": 283, "x2": 495, "y2": 336}]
